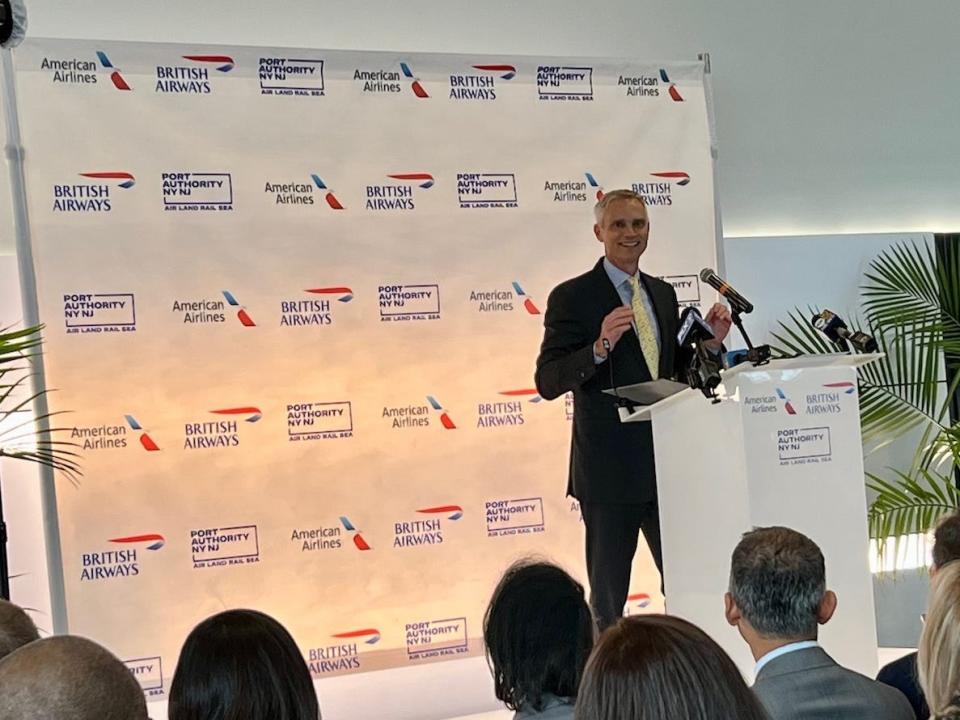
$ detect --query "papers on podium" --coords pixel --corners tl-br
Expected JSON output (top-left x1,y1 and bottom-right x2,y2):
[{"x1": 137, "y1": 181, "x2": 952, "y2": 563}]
[{"x1": 602, "y1": 379, "x2": 689, "y2": 406}]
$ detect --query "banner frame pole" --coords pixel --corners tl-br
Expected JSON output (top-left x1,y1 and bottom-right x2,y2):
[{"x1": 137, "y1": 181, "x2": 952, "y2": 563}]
[
  {"x1": 0, "y1": 46, "x2": 69, "y2": 634},
  {"x1": 699, "y1": 51, "x2": 727, "y2": 276}
]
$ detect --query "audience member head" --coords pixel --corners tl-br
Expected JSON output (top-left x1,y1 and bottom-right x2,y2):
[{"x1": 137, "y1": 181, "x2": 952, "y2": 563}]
[
  {"x1": 0, "y1": 599, "x2": 39, "y2": 660},
  {"x1": 932, "y1": 510, "x2": 960, "y2": 574},
  {"x1": 725, "y1": 526, "x2": 836, "y2": 656},
  {"x1": 574, "y1": 614, "x2": 769, "y2": 720},
  {"x1": 484, "y1": 560, "x2": 594, "y2": 712},
  {"x1": 169, "y1": 609, "x2": 319, "y2": 720},
  {"x1": 919, "y1": 560, "x2": 960, "y2": 719},
  {"x1": 0, "y1": 634, "x2": 147, "y2": 720}
]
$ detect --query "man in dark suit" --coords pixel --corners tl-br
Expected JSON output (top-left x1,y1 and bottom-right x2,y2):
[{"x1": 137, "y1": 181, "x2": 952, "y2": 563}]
[
  {"x1": 535, "y1": 189, "x2": 730, "y2": 629},
  {"x1": 876, "y1": 510, "x2": 960, "y2": 719},
  {"x1": 725, "y1": 526, "x2": 914, "y2": 720}
]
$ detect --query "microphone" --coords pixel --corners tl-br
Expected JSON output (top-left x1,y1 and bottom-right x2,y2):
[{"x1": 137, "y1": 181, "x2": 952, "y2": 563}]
[
  {"x1": 677, "y1": 307, "x2": 722, "y2": 402},
  {"x1": 811, "y1": 309, "x2": 878, "y2": 353},
  {"x1": 677, "y1": 306, "x2": 716, "y2": 346},
  {"x1": 699, "y1": 268, "x2": 754, "y2": 314}
]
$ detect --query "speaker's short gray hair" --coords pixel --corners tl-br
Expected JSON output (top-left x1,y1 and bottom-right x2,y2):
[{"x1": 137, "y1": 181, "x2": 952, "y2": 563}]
[{"x1": 593, "y1": 189, "x2": 646, "y2": 225}]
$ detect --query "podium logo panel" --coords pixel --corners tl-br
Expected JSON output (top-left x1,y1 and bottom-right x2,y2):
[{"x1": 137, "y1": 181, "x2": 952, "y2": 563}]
[{"x1": 777, "y1": 426, "x2": 832, "y2": 465}]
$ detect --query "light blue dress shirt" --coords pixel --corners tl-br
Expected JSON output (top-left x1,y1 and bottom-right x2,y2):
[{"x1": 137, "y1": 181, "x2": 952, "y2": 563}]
[
  {"x1": 593, "y1": 259, "x2": 661, "y2": 364},
  {"x1": 754, "y1": 640, "x2": 820, "y2": 676}
]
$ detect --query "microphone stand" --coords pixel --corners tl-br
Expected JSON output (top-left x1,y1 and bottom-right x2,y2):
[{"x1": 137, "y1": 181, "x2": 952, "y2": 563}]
[{"x1": 731, "y1": 309, "x2": 771, "y2": 366}]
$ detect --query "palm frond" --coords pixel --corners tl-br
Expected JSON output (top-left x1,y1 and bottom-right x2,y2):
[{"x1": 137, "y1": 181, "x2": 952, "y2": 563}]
[
  {"x1": 769, "y1": 307, "x2": 836, "y2": 358},
  {"x1": 0, "y1": 325, "x2": 82, "y2": 483},
  {"x1": 867, "y1": 469, "x2": 959, "y2": 544},
  {"x1": 771, "y1": 309, "x2": 949, "y2": 449},
  {"x1": 863, "y1": 240, "x2": 960, "y2": 355},
  {"x1": 857, "y1": 319, "x2": 948, "y2": 446}
]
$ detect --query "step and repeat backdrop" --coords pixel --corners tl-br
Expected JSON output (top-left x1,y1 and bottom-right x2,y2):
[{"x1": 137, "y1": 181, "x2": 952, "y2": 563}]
[{"x1": 12, "y1": 39, "x2": 717, "y2": 696}]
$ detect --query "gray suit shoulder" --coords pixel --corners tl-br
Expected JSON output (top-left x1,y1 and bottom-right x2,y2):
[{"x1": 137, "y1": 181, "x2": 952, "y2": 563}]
[{"x1": 754, "y1": 648, "x2": 915, "y2": 720}]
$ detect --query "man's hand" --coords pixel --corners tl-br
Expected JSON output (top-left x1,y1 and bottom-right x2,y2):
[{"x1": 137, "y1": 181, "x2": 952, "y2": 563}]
[
  {"x1": 703, "y1": 303, "x2": 732, "y2": 350},
  {"x1": 595, "y1": 306, "x2": 635, "y2": 357}
]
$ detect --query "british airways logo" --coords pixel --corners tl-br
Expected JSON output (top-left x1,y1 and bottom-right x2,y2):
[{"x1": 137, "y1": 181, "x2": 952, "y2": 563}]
[
  {"x1": 156, "y1": 55, "x2": 234, "y2": 94},
  {"x1": 449, "y1": 63, "x2": 515, "y2": 100}
]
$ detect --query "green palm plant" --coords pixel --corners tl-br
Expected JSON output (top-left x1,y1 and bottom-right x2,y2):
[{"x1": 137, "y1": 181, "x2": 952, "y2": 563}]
[
  {"x1": 0, "y1": 324, "x2": 80, "y2": 600},
  {"x1": 770, "y1": 240, "x2": 960, "y2": 553},
  {"x1": 0, "y1": 325, "x2": 80, "y2": 479}
]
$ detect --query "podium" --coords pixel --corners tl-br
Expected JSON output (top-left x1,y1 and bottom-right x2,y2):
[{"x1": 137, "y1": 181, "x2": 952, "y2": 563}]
[{"x1": 619, "y1": 354, "x2": 883, "y2": 679}]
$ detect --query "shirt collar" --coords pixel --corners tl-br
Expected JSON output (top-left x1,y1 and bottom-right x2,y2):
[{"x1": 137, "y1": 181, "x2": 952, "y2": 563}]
[
  {"x1": 603, "y1": 257, "x2": 637, "y2": 288},
  {"x1": 754, "y1": 640, "x2": 819, "y2": 676}
]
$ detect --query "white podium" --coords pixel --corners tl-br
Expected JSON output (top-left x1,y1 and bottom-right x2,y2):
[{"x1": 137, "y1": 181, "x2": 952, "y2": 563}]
[{"x1": 620, "y1": 354, "x2": 882, "y2": 679}]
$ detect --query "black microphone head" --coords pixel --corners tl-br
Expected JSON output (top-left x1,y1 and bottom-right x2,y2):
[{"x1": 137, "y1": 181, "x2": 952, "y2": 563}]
[
  {"x1": 699, "y1": 268, "x2": 715, "y2": 283},
  {"x1": 812, "y1": 310, "x2": 848, "y2": 344},
  {"x1": 677, "y1": 305, "x2": 714, "y2": 346},
  {"x1": 849, "y1": 330, "x2": 879, "y2": 353}
]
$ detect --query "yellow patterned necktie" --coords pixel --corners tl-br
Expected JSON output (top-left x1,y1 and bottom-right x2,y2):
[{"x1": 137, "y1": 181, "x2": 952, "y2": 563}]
[{"x1": 628, "y1": 275, "x2": 660, "y2": 379}]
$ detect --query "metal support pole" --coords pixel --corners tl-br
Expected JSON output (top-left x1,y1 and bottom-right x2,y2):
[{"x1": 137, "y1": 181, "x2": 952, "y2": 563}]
[{"x1": 0, "y1": 46, "x2": 68, "y2": 631}]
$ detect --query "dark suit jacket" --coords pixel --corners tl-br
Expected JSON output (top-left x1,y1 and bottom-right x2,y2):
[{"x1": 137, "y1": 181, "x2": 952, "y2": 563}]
[
  {"x1": 753, "y1": 646, "x2": 914, "y2": 720},
  {"x1": 534, "y1": 258, "x2": 689, "y2": 504},
  {"x1": 877, "y1": 651, "x2": 927, "y2": 720}
]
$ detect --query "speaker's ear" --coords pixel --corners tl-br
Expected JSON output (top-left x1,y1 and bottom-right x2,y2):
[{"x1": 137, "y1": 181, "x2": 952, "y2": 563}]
[{"x1": 0, "y1": 1, "x2": 13, "y2": 46}]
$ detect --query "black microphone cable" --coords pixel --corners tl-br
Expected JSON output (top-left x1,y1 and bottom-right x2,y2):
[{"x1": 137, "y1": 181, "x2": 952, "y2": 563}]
[{"x1": 602, "y1": 338, "x2": 635, "y2": 409}]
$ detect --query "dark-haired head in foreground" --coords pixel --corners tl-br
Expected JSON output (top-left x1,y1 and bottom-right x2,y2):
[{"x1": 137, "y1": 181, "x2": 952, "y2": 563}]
[
  {"x1": 0, "y1": 635, "x2": 147, "y2": 720},
  {"x1": 169, "y1": 609, "x2": 320, "y2": 720},
  {"x1": 0, "y1": 599, "x2": 39, "y2": 660},
  {"x1": 484, "y1": 560, "x2": 594, "y2": 716},
  {"x1": 574, "y1": 614, "x2": 769, "y2": 720}
]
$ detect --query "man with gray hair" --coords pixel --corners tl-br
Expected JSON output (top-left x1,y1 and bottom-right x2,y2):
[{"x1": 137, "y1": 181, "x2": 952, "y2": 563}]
[
  {"x1": 535, "y1": 189, "x2": 732, "y2": 628},
  {"x1": 724, "y1": 526, "x2": 913, "y2": 720},
  {"x1": 0, "y1": 635, "x2": 148, "y2": 720},
  {"x1": 0, "y1": 599, "x2": 39, "y2": 660}
]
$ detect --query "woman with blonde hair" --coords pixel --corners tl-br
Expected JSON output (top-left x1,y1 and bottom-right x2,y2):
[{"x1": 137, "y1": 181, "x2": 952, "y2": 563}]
[{"x1": 919, "y1": 560, "x2": 960, "y2": 719}]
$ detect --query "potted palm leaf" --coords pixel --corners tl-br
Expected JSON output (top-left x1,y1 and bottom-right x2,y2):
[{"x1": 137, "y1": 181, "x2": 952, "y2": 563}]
[
  {"x1": 0, "y1": 324, "x2": 80, "y2": 599},
  {"x1": 771, "y1": 240, "x2": 960, "y2": 562}
]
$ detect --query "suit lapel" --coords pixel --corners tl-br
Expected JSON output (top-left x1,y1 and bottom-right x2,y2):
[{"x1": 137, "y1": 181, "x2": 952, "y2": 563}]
[{"x1": 591, "y1": 258, "x2": 622, "y2": 313}]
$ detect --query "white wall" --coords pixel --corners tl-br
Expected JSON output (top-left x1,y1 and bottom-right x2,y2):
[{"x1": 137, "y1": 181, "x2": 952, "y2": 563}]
[{"x1": 1, "y1": 0, "x2": 958, "y2": 255}]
